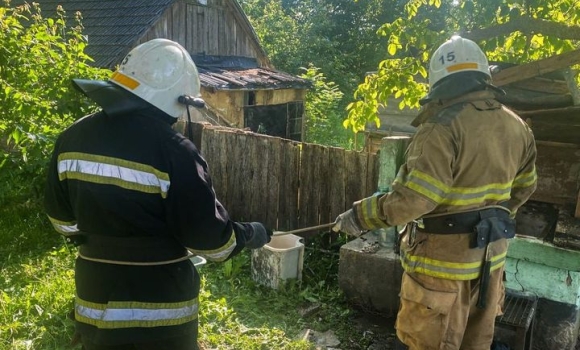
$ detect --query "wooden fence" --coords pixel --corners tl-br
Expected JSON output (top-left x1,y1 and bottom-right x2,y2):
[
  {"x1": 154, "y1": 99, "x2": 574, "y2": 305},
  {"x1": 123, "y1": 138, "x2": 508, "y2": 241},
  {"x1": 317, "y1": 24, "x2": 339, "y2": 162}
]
[{"x1": 189, "y1": 123, "x2": 379, "y2": 234}]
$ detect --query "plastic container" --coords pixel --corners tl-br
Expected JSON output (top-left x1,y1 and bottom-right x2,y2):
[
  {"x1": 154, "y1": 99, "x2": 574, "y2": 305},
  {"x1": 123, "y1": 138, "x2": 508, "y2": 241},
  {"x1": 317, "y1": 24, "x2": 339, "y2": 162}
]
[
  {"x1": 372, "y1": 226, "x2": 397, "y2": 248},
  {"x1": 251, "y1": 234, "x2": 304, "y2": 289}
]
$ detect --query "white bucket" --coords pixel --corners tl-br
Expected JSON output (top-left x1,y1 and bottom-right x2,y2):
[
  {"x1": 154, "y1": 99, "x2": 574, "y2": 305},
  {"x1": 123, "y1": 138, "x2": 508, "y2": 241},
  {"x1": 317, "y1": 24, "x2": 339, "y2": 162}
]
[{"x1": 251, "y1": 234, "x2": 304, "y2": 289}]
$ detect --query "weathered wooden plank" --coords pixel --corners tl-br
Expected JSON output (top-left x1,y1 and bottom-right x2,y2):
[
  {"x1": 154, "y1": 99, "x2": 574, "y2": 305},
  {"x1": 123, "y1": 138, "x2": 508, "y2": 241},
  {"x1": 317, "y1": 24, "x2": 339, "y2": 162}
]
[
  {"x1": 366, "y1": 152, "x2": 378, "y2": 197},
  {"x1": 344, "y1": 150, "x2": 366, "y2": 209},
  {"x1": 263, "y1": 136, "x2": 281, "y2": 229},
  {"x1": 298, "y1": 144, "x2": 317, "y2": 229},
  {"x1": 217, "y1": 7, "x2": 227, "y2": 55},
  {"x1": 208, "y1": 7, "x2": 219, "y2": 54},
  {"x1": 328, "y1": 146, "x2": 346, "y2": 220},
  {"x1": 526, "y1": 121, "x2": 580, "y2": 144},
  {"x1": 172, "y1": 2, "x2": 186, "y2": 46},
  {"x1": 203, "y1": 129, "x2": 227, "y2": 203},
  {"x1": 498, "y1": 88, "x2": 572, "y2": 110},
  {"x1": 510, "y1": 77, "x2": 570, "y2": 95},
  {"x1": 317, "y1": 145, "x2": 332, "y2": 228},
  {"x1": 245, "y1": 134, "x2": 261, "y2": 221},
  {"x1": 518, "y1": 106, "x2": 580, "y2": 124},
  {"x1": 186, "y1": 4, "x2": 195, "y2": 51},
  {"x1": 277, "y1": 139, "x2": 299, "y2": 231},
  {"x1": 197, "y1": 5, "x2": 208, "y2": 53},
  {"x1": 530, "y1": 141, "x2": 580, "y2": 205},
  {"x1": 225, "y1": 131, "x2": 243, "y2": 220},
  {"x1": 493, "y1": 48, "x2": 580, "y2": 86}
]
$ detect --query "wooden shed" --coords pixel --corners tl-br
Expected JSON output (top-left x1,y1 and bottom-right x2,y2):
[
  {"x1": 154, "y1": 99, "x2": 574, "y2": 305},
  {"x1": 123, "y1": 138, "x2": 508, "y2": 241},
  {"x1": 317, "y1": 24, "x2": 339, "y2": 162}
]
[{"x1": 19, "y1": 0, "x2": 311, "y2": 140}]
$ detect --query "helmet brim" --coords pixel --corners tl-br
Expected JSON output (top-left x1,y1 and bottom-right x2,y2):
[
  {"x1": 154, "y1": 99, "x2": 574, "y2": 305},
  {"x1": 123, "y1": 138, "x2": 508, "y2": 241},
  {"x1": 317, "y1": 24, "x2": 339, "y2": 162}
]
[{"x1": 72, "y1": 79, "x2": 151, "y2": 117}]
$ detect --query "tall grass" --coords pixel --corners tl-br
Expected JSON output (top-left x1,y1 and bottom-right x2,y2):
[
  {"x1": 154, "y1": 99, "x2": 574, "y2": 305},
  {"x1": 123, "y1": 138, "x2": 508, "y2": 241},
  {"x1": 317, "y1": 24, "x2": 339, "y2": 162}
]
[{"x1": 0, "y1": 200, "x2": 366, "y2": 350}]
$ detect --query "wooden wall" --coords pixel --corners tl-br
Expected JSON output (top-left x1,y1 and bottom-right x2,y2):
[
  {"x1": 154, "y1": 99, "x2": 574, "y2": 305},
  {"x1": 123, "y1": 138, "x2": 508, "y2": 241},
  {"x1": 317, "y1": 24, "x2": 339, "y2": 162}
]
[
  {"x1": 139, "y1": 0, "x2": 269, "y2": 67},
  {"x1": 189, "y1": 123, "x2": 379, "y2": 234}
]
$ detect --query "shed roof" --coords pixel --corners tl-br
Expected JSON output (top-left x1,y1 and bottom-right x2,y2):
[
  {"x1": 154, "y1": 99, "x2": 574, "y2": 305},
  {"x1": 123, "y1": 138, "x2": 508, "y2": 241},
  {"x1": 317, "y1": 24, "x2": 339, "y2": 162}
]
[
  {"x1": 194, "y1": 55, "x2": 311, "y2": 90},
  {"x1": 16, "y1": 0, "x2": 175, "y2": 69}
]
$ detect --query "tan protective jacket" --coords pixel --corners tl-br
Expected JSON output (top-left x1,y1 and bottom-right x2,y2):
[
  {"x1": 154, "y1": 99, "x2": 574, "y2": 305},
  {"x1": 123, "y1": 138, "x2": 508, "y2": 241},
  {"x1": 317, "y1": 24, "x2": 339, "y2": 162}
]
[{"x1": 354, "y1": 90, "x2": 537, "y2": 280}]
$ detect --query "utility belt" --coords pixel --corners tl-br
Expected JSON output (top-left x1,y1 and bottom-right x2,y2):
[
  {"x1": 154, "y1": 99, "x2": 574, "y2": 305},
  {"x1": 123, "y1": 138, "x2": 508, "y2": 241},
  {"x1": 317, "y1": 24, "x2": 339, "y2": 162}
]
[
  {"x1": 69, "y1": 233, "x2": 190, "y2": 266},
  {"x1": 419, "y1": 207, "x2": 515, "y2": 249}
]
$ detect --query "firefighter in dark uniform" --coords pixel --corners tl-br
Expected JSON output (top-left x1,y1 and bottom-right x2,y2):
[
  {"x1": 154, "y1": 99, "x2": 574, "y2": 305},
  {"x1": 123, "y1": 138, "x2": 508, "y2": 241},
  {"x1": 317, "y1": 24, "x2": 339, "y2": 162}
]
[
  {"x1": 333, "y1": 36, "x2": 537, "y2": 350},
  {"x1": 44, "y1": 39, "x2": 272, "y2": 350}
]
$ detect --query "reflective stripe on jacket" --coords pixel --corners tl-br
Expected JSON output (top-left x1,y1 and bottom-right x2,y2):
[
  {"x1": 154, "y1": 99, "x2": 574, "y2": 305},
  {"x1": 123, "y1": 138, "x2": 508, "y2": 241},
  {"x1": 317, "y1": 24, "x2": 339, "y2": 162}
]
[{"x1": 75, "y1": 296, "x2": 199, "y2": 329}]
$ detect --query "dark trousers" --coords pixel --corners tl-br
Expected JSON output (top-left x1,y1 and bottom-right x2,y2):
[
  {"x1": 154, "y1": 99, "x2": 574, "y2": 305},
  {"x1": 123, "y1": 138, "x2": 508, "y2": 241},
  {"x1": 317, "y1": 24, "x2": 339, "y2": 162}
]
[{"x1": 81, "y1": 335, "x2": 199, "y2": 350}]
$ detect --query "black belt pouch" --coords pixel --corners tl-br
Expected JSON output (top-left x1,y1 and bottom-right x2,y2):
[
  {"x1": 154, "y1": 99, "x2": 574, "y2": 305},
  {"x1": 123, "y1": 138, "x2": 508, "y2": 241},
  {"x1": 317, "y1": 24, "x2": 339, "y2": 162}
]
[{"x1": 473, "y1": 214, "x2": 516, "y2": 249}]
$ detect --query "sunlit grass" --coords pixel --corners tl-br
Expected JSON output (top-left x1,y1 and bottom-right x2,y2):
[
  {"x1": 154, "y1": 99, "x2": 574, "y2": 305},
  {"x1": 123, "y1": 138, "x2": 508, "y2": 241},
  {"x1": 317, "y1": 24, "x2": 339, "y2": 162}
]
[{"x1": 1, "y1": 201, "x2": 365, "y2": 350}]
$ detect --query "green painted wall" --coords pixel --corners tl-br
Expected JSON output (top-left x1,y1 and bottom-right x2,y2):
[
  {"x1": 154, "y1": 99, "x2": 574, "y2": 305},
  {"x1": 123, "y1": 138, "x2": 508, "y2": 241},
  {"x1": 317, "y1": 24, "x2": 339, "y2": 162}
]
[{"x1": 506, "y1": 236, "x2": 580, "y2": 306}]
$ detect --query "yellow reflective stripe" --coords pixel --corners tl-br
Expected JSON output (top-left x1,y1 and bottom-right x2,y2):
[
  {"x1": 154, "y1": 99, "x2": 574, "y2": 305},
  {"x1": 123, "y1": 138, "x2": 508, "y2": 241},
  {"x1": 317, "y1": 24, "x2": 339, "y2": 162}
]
[
  {"x1": 358, "y1": 196, "x2": 386, "y2": 229},
  {"x1": 75, "y1": 296, "x2": 198, "y2": 329},
  {"x1": 187, "y1": 229, "x2": 237, "y2": 262},
  {"x1": 400, "y1": 250, "x2": 506, "y2": 280},
  {"x1": 512, "y1": 167, "x2": 537, "y2": 188},
  {"x1": 57, "y1": 152, "x2": 170, "y2": 198},
  {"x1": 396, "y1": 169, "x2": 512, "y2": 206},
  {"x1": 111, "y1": 71, "x2": 140, "y2": 90},
  {"x1": 47, "y1": 215, "x2": 79, "y2": 234},
  {"x1": 446, "y1": 62, "x2": 478, "y2": 73}
]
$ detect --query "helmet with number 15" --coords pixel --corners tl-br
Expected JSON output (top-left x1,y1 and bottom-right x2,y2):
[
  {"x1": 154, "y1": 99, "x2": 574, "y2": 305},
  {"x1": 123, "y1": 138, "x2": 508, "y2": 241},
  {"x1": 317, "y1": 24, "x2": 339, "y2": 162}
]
[{"x1": 428, "y1": 35, "x2": 490, "y2": 91}]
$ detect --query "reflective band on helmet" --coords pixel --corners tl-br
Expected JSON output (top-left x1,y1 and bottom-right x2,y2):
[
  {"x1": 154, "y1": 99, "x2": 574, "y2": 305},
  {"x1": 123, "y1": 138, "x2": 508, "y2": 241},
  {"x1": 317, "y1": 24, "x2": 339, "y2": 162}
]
[
  {"x1": 446, "y1": 62, "x2": 479, "y2": 73},
  {"x1": 111, "y1": 71, "x2": 140, "y2": 90},
  {"x1": 47, "y1": 216, "x2": 79, "y2": 234},
  {"x1": 75, "y1": 297, "x2": 198, "y2": 329},
  {"x1": 57, "y1": 152, "x2": 170, "y2": 198},
  {"x1": 187, "y1": 229, "x2": 237, "y2": 262},
  {"x1": 400, "y1": 250, "x2": 506, "y2": 280}
]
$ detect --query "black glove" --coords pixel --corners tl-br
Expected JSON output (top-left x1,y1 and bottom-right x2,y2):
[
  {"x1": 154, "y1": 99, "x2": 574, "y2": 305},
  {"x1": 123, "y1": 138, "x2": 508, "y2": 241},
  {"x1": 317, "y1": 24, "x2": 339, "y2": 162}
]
[{"x1": 244, "y1": 222, "x2": 273, "y2": 249}]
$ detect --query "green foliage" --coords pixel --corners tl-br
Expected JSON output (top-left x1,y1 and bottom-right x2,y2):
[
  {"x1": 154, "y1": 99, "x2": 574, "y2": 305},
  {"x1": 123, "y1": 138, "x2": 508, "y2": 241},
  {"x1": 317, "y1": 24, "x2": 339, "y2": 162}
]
[
  {"x1": 300, "y1": 64, "x2": 355, "y2": 148},
  {"x1": 0, "y1": 2, "x2": 109, "y2": 203},
  {"x1": 346, "y1": 0, "x2": 580, "y2": 133},
  {"x1": 240, "y1": 0, "x2": 401, "y2": 143}
]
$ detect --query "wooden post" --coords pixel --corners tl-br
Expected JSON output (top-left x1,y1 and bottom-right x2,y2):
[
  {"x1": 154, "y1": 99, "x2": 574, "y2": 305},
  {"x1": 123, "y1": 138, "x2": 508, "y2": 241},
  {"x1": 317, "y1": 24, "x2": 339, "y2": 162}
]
[{"x1": 377, "y1": 136, "x2": 411, "y2": 192}]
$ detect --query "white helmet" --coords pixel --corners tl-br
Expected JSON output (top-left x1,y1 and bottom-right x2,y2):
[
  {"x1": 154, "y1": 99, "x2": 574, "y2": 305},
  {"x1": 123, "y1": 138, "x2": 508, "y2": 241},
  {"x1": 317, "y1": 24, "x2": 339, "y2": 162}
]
[
  {"x1": 109, "y1": 38, "x2": 203, "y2": 119},
  {"x1": 428, "y1": 35, "x2": 490, "y2": 90}
]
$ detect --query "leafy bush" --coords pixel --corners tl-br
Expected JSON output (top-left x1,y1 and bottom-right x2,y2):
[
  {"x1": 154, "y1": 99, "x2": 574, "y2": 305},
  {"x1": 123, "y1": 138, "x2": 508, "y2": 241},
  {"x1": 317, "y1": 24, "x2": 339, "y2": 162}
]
[
  {"x1": 300, "y1": 65, "x2": 355, "y2": 149},
  {"x1": 0, "y1": 2, "x2": 110, "y2": 203}
]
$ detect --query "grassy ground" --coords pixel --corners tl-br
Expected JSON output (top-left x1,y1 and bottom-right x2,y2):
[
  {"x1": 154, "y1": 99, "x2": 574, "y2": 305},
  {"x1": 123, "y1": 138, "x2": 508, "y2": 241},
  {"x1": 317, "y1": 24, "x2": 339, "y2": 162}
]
[{"x1": 0, "y1": 200, "x2": 385, "y2": 350}]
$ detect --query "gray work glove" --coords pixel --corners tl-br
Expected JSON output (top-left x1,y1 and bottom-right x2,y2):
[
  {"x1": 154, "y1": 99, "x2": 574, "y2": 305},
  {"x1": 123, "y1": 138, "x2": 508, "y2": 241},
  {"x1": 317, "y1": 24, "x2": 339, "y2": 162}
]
[
  {"x1": 244, "y1": 222, "x2": 273, "y2": 249},
  {"x1": 332, "y1": 209, "x2": 364, "y2": 237}
]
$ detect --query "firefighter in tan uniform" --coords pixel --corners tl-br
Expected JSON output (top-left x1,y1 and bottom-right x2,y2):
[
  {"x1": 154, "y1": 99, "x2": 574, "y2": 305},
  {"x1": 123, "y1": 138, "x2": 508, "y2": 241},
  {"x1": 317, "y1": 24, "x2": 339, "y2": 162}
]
[{"x1": 333, "y1": 36, "x2": 537, "y2": 350}]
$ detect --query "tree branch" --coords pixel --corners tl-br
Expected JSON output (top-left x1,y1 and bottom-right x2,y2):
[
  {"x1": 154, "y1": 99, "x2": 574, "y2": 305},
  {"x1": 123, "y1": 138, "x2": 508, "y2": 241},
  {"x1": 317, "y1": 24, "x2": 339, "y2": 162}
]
[{"x1": 460, "y1": 16, "x2": 580, "y2": 42}]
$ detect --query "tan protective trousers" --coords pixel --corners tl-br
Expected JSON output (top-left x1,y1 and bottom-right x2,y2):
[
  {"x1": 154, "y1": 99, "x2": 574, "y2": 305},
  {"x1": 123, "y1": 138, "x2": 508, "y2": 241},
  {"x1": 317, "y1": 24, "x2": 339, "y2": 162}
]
[{"x1": 395, "y1": 269, "x2": 505, "y2": 350}]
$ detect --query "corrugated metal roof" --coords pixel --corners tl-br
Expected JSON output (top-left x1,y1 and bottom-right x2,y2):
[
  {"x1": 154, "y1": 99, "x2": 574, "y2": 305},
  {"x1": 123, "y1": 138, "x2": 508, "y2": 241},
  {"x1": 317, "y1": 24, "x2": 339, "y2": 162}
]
[{"x1": 12, "y1": 0, "x2": 174, "y2": 68}]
